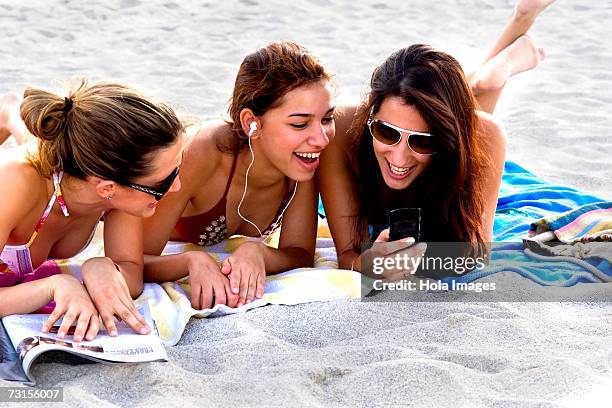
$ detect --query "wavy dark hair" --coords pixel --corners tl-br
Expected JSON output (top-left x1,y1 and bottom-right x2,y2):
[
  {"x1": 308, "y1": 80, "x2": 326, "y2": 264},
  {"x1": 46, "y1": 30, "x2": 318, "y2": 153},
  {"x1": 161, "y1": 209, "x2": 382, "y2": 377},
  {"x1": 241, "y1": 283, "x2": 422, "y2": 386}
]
[{"x1": 351, "y1": 44, "x2": 489, "y2": 248}]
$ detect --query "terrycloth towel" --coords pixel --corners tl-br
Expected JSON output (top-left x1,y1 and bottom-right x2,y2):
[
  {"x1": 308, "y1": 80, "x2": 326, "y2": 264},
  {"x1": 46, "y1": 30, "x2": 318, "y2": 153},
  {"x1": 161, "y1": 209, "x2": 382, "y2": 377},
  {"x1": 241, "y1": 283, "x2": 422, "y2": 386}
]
[
  {"x1": 528, "y1": 201, "x2": 612, "y2": 243},
  {"x1": 521, "y1": 201, "x2": 612, "y2": 272},
  {"x1": 443, "y1": 242, "x2": 612, "y2": 288},
  {"x1": 57, "y1": 221, "x2": 360, "y2": 346},
  {"x1": 493, "y1": 161, "x2": 604, "y2": 241},
  {"x1": 442, "y1": 163, "x2": 612, "y2": 289},
  {"x1": 151, "y1": 233, "x2": 359, "y2": 345}
]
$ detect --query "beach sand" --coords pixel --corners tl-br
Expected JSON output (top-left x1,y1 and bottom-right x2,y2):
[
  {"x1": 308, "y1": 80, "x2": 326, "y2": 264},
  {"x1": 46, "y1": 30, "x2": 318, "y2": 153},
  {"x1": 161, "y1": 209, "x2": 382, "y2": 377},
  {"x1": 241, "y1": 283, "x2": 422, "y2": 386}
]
[{"x1": 1, "y1": 0, "x2": 612, "y2": 406}]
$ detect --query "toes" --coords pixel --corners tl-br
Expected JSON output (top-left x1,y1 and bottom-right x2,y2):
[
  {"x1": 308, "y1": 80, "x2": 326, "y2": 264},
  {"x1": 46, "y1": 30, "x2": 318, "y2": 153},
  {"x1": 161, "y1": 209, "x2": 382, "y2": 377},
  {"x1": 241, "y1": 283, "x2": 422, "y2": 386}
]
[{"x1": 538, "y1": 47, "x2": 546, "y2": 61}]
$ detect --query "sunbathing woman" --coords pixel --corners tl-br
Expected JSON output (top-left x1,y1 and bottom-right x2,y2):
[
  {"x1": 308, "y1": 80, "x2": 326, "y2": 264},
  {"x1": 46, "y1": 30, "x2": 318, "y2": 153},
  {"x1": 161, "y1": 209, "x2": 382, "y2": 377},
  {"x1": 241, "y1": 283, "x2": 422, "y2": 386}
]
[
  {"x1": 143, "y1": 0, "x2": 553, "y2": 303},
  {"x1": 319, "y1": 0, "x2": 555, "y2": 278},
  {"x1": 143, "y1": 42, "x2": 334, "y2": 310},
  {"x1": 0, "y1": 80, "x2": 183, "y2": 341}
]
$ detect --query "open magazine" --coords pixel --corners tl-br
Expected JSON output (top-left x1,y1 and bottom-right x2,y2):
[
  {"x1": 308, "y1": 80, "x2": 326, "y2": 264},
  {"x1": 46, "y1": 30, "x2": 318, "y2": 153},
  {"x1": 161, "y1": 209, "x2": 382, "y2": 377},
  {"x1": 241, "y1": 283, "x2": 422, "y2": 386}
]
[{"x1": 0, "y1": 303, "x2": 167, "y2": 385}]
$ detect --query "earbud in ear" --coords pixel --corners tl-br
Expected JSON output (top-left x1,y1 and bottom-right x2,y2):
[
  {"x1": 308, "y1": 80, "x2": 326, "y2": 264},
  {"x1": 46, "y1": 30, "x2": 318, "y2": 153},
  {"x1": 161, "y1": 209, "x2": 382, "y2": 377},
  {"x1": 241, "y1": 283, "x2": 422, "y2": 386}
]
[{"x1": 249, "y1": 121, "x2": 258, "y2": 136}]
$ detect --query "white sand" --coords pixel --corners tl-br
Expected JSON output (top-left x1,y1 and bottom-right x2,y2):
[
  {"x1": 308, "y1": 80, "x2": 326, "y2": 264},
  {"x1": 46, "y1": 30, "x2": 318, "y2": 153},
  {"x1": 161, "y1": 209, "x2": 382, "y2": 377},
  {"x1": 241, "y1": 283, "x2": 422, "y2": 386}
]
[{"x1": 2, "y1": 0, "x2": 612, "y2": 406}]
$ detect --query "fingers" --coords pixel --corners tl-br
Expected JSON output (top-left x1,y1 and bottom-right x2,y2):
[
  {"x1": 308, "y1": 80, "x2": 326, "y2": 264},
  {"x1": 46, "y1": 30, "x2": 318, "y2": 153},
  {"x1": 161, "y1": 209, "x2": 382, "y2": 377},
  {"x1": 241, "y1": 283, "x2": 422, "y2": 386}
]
[
  {"x1": 101, "y1": 313, "x2": 118, "y2": 337},
  {"x1": 382, "y1": 237, "x2": 416, "y2": 256},
  {"x1": 399, "y1": 242, "x2": 427, "y2": 260},
  {"x1": 200, "y1": 283, "x2": 213, "y2": 310},
  {"x1": 381, "y1": 243, "x2": 428, "y2": 280},
  {"x1": 229, "y1": 269, "x2": 240, "y2": 295},
  {"x1": 374, "y1": 228, "x2": 416, "y2": 255},
  {"x1": 237, "y1": 269, "x2": 249, "y2": 308},
  {"x1": 85, "y1": 316, "x2": 100, "y2": 341},
  {"x1": 43, "y1": 306, "x2": 65, "y2": 333},
  {"x1": 220, "y1": 259, "x2": 232, "y2": 276},
  {"x1": 224, "y1": 280, "x2": 240, "y2": 308},
  {"x1": 133, "y1": 304, "x2": 148, "y2": 328},
  {"x1": 57, "y1": 309, "x2": 77, "y2": 339},
  {"x1": 191, "y1": 282, "x2": 202, "y2": 310},
  {"x1": 246, "y1": 271, "x2": 258, "y2": 303},
  {"x1": 375, "y1": 228, "x2": 390, "y2": 243},
  {"x1": 117, "y1": 297, "x2": 150, "y2": 335},
  {"x1": 212, "y1": 280, "x2": 227, "y2": 307},
  {"x1": 73, "y1": 312, "x2": 92, "y2": 342},
  {"x1": 255, "y1": 272, "x2": 265, "y2": 299}
]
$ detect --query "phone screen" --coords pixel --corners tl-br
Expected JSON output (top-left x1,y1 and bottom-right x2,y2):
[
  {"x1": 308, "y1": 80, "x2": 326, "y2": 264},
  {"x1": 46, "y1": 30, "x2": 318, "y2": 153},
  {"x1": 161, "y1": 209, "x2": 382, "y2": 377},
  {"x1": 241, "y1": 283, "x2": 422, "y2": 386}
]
[{"x1": 389, "y1": 208, "x2": 421, "y2": 242}]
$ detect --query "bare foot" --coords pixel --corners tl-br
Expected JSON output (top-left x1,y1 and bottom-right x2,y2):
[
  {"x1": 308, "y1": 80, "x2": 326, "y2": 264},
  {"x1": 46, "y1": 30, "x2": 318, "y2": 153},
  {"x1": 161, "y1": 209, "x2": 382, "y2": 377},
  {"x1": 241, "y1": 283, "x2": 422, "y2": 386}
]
[
  {"x1": 0, "y1": 92, "x2": 29, "y2": 145},
  {"x1": 514, "y1": 0, "x2": 556, "y2": 23},
  {"x1": 471, "y1": 35, "x2": 545, "y2": 93}
]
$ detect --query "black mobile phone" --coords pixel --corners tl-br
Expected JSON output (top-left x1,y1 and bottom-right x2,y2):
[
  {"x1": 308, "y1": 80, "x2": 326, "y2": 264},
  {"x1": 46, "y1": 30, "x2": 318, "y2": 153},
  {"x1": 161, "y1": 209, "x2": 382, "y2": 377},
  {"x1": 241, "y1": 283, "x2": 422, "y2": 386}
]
[{"x1": 389, "y1": 208, "x2": 421, "y2": 242}]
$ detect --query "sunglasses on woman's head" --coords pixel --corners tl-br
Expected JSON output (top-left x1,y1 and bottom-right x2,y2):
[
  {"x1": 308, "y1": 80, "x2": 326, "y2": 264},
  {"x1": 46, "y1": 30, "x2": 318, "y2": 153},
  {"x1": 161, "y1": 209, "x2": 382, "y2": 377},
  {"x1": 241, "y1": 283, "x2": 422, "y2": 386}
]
[
  {"x1": 367, "y1": 117, "x2": 437, "y2": 155},
  {"x1": 124, "y1": 166, "x2": 180, "y2": 200}
]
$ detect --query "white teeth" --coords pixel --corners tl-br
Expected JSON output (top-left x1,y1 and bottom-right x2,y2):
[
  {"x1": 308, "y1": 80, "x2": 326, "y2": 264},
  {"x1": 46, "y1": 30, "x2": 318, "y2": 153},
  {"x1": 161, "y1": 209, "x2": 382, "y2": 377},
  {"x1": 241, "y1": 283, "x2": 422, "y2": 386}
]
[
  {"x1": 295, "y1": 152, "x2": 321, "y2": 159},
  {"x1": 389, "y1": 163, "x2": 412, "y2": 175}
]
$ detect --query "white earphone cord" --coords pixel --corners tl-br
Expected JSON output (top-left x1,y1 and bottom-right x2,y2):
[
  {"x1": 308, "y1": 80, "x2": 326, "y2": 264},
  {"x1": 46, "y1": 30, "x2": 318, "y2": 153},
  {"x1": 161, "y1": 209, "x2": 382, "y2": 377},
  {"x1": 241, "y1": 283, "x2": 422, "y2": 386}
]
[{"x1": 236, "y1": 134, "x2": 298, "y2": 239}]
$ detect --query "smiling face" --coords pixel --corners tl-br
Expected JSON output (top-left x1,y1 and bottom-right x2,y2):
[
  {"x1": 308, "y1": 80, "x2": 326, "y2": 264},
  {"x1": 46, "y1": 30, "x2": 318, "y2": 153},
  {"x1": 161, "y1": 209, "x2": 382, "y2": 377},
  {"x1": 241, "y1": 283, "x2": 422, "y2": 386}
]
[
  {"x1": 255, "y1": 80, "x2": 335, "y2": 182},
  {"x1": 371, "y1": 96, "x2": 433, "y2": 190},
  {"x1": 112, "y1": 133, "x2": 184, "y2": 217}
]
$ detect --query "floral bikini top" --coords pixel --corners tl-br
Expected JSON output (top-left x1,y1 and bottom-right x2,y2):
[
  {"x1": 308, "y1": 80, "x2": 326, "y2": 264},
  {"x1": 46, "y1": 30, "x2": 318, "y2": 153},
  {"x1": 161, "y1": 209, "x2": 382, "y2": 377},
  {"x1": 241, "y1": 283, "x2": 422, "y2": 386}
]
[
  {"x1": 173, "y1": 154, "x2": 291, "y2": 246},
  {"x1": 0, "y1": 172, "x2": 98, "y2": 287}
]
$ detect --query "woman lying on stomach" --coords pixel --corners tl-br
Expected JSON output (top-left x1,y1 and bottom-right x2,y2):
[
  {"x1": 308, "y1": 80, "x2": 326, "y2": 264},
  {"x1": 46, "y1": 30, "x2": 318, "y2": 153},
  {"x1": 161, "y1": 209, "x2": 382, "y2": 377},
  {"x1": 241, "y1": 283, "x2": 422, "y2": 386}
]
[
  {"x1": 143, "y1": 42, "x2": 334, "y2": 310},
  {"x1": 0, "y1": 80, "x2": 183, "y2": 341},
  {"x1": 319, "y1": 0, "x2": 555, "y2": 278}
]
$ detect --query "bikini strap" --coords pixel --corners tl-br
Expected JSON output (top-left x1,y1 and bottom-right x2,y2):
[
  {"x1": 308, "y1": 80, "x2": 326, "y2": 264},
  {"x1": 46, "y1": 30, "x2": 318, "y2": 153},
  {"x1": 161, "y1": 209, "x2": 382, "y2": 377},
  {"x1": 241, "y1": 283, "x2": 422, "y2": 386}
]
[
  {"x1": 223, "y1": 153, "x2": 240, "y2": 197},
  {"x1": 53, "y1": 171, "x2": 70, "y2": 217},
  {"x1": 25, "y1": 171, "x2": 70, "y2": 246}
]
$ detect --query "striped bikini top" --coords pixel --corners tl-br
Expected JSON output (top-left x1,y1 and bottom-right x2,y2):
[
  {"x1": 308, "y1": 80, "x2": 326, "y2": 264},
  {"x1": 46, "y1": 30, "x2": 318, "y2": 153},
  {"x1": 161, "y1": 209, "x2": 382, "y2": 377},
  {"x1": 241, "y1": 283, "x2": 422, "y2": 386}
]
[{"x1": 0, "y1": 172, "x2": 70, "y2": 286}]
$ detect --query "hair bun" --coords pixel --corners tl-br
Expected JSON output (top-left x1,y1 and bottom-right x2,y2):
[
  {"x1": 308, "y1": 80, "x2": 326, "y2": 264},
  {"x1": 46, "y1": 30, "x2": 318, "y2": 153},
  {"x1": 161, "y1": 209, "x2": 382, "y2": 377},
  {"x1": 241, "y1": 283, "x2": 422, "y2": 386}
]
[
  {"x1": 63, "y1": 96, "x2": 73, "y2": 114},
  {"x1": 20, "y1": 88, "x2": 71, "y2": 142}
]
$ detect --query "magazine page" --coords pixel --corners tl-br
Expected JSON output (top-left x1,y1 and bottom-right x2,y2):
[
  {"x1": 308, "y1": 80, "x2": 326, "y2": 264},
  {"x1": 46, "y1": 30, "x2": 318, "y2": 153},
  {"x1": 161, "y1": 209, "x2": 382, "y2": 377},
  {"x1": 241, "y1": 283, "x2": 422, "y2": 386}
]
[{"x1": 1, "y1": 303, "x2": 167, "y2": 383}]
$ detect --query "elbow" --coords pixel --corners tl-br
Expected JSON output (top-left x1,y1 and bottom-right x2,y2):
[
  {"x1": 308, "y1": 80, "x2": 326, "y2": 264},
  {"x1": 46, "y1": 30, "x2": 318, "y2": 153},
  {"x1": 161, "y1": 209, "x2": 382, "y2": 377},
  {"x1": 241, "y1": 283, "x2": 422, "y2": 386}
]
[
  {"x1": 337, "y1": 253, "x2": 350, "y2": 270},
  {"x1": 299, "y1": 248, "x2": 316, "y2": 268},
  {"x1": 142, "y1": 262, "x2": 155, "y2": 283},
  {"x1": 300, "y1": 257, "x2": 315, "y2": 269},
  {"x1": 129, "y1": 282, "x2": 144, "y2": 299},
  {"x1": 337, "y1": 250, "x2": 358, "y2": 271}
]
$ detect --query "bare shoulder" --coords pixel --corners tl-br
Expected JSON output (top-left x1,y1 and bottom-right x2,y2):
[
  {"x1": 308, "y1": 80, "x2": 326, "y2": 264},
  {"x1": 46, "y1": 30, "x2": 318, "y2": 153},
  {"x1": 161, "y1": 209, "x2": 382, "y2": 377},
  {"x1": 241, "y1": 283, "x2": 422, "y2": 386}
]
[
  {"x1": 0, "y1": 146, "x2": 43, "y2": 190},
  {"x1": 180, "y1": 120, "x2": 228, "y2": 185},
  {"x1": 0, "y1": 147, "x2": 46, "y2": 221},
  {"x1": 183, "y1": 120, "x2": 227, "y2": 166},
  {"x1": 328, "y1": 104, "x2": 359, "y2": 160},
  {"x1": 475, "y1": 110, "x2": 506, "y2": 150}
]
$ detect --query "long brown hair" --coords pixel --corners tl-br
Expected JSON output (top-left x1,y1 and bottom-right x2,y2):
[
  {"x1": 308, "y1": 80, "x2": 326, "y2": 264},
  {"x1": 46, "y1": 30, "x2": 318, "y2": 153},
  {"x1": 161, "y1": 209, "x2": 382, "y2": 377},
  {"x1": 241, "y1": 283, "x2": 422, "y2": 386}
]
[
  {"x1": 21, "y1": 79, "x2": 182, "y2": 182},
  {"x1": 351, "y1": 44, "x2": 489, "y2": 247},
  {"x1": 222, "y1": 41, "x2": 333, "y2": 152}
]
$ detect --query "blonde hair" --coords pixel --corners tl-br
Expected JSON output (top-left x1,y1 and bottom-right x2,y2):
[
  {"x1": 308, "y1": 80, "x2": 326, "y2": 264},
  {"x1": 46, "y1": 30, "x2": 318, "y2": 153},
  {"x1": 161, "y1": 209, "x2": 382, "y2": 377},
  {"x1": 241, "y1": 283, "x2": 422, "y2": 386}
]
[{"x1": 21, "y1": 79, "x2": 182, "y2": 180}]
